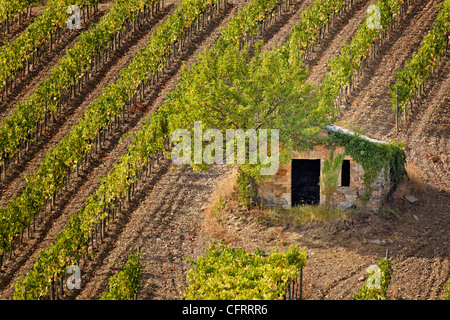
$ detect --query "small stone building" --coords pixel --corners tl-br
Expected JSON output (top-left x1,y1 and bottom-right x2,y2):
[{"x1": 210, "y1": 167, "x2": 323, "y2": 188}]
[{"x1": 257, "y1": 125, "x2": 393, "y2": 211}]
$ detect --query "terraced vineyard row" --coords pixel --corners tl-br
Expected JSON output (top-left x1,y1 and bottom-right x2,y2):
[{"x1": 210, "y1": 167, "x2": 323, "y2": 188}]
[
  {"x1": 391, "y1": 0, "x2": 450, "y2": 124},
  {"x1": 0, "y1": 0, "x2": 98, "y2": 98}
]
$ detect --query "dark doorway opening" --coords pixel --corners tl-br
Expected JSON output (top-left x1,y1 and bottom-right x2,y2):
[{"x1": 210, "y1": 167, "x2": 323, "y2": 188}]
[
  {"x1": 291, "y1": 159, "x2": 320, "y2": 206},
  {"x1": 341, "y1": 159, "x2": 350, "y2": 187}
]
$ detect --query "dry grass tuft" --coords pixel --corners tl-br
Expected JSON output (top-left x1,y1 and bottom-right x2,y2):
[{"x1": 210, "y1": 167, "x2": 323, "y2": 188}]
[
  {"x1": 202, "y1": 167, "x2": 239, "y2": 242},
  {"x1": 264, "y1": 204, "x2": 348, "y2": 226}
]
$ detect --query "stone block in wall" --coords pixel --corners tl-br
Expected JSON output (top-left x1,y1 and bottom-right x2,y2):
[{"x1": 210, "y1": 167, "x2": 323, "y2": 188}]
[
  {"x1": 337, "y1": 193, "x2": 357, "y2": 210},
  {"x1": 371, "y1": 190, "x2": 380, "y2": 198},
  {"x1": 274, "y1": 186, "x2": 288, "y2": 194},
  {"x1": 262, "y1": 194, "x2": 276, "y2": 207},
  {"x1": 281, "y1": 193, "x2": 291, "y2": 208}
]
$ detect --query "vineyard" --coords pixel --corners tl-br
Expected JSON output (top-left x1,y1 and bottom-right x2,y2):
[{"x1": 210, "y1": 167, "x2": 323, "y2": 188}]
[{"x1": 0, "y1": 0, "x2": 448, "y2": 301}]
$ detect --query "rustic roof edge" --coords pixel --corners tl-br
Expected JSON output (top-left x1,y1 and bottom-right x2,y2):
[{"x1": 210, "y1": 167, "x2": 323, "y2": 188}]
[{"x1": 325, "y1": 124, "x2": 387, "y2": 145}]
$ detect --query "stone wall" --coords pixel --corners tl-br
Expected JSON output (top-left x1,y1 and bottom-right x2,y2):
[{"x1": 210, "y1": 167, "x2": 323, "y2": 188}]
[{"x1": 257, "y1": 142, "x2": 391, "y2": 211}]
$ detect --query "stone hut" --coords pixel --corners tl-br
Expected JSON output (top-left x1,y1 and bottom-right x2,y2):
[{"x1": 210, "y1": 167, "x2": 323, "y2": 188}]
[{"x1": 257, "y1": 125, "x2": 396, "y2": 211}]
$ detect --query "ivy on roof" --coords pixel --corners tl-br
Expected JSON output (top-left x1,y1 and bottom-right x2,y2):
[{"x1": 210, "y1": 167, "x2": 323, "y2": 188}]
[{"x1": 326, "y1": 127, "x2": 407, "y2": 199}]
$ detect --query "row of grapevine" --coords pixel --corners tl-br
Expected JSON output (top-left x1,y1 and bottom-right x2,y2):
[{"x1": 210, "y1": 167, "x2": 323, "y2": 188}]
[
  {"x1": 10, "y1": 0, "x2": 310, "y2": 299},
  {"x1": 10, "y1": 0, "x2": 229, "y2": 299},
  {"x1": 320, "y1": 0, "x2": 413, "y2": 109},
  {"x1": 213, "y1": 0, "x2": 292, "y2": 51},
  {"x1": 0, "y1": 0, "x2": 98, "y2": 98},
  {"x1": 390, "y1": 0, "x2": 450, "y2": 125},
  {"x1": 183, "y1": 241, "x2": 307, "y2": 300},
  {"x1": 288, "y1": 0, "x2": 347, "y2": 60},
  {"x1": 0, "y1": 0, "x2": 30, "y2": 21},
  {"x1": 353, "y1": 257, "x2": 393, "y2": 300},
  {"x1": 0, "y1": 0, "x2": 161, "y2": 181},
  {"x1": 100, "y1": 251, "x2": 144, "y2": 300},
  {"x1": 0, "y1": 0, "x2": 32, "y2": 36}
]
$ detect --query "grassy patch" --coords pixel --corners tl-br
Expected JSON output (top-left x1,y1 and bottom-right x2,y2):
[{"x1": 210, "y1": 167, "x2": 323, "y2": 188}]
[
  {"x1": 378, "y1": 207, "x2": 408, "y2": 223},
  {"x1": 256, "y1": 204, "x2": 349, "y2": 228}
]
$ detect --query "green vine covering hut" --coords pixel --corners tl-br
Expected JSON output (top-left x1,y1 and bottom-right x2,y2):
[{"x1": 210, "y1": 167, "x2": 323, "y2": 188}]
[{"x1": 257, "y1": 125, "x2": 407, "y2": 210}]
